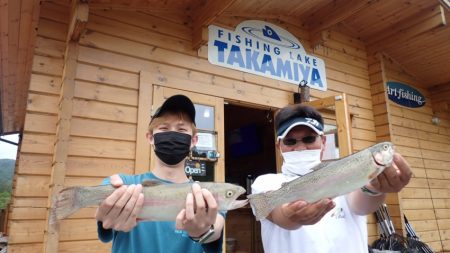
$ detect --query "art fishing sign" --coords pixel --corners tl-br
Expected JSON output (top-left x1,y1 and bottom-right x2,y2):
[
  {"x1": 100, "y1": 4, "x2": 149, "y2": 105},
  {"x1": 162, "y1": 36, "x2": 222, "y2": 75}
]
[
  {"x1": 386, "y1": 81, "x2": 426, "y2": 108},
  {"x1": 208, "y1": 20, "x2": 327, "y2": 91}
]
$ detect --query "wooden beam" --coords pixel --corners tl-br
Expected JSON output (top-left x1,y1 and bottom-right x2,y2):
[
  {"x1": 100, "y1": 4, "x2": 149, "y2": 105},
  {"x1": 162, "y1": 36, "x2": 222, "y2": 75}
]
[
  {"x1": 432, "y1": 101, "x2": 449, "y2": 113},
  {"x1": 303, "y1": 94, "x2": 353, "y2": 157},
  {"x1": 87, "y1": 3, "x2": 185, "y2": 13},
  {"x1": 3, "y1": 0, "x2": 20, "y2": 134},
  {"x1": 367, "y1": 5, "x2": 446, "y2": 46},
  {"x1": 43, "y1": 42, "x2": 78, "y2": 253},
  {"x1": 16, "y1": 0, "x2": 41, "y2": 135},
  {"x1": 191, "y1": 0, "x2": 237, "y2": 50},
  {"x1": 0, "y1": 0, "x2": 9, "y2": 134},
  {"x1": 367, "y1": 5, "x2": 446, "y2": 54},
  {"x1": 67, "y1": 0, "x2": 89, "y2": 42},
  {"x1": 303, "y1": 95, "x2": 338, "y2": 109},
  {"x1": 307, "y1": 0, "x2": 376, "y2": 46},
  {"x1": 430, "y1": 82, "x2": 450, "y2": 94},
  {"x1": 334, "y1": 93, "x2": 352, "y2": 157},
  {"x1": 135, "y1": 71, "x2": 153, "y2": 175},
  {"x1": 429, "y1": 82, "x2": 450, "y2": 113}
]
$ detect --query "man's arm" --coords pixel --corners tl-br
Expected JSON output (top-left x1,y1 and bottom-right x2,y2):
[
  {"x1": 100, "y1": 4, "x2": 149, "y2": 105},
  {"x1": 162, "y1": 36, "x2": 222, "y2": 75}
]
[{"x1": 347, "y1": 189, "x2": 386, "y2": 215}]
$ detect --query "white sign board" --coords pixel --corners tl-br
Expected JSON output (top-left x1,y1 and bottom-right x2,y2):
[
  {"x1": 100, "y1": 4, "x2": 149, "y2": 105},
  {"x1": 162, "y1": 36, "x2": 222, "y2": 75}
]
[{"x1": 208, "y1": 20, "x2": 327, "y2": 91}]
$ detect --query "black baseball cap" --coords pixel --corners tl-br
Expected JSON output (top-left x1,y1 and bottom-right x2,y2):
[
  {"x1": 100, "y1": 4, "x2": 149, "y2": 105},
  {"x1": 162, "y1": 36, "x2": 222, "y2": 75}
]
[
  {"x1": 277, "y1": 117, "x2": 324, "y2": 139},
  {"x1": 275, "y1": 104, "x2": 324, "y2": 139},
  {"x1": 151, "y1": 95, "x2": 196, "y2": 125}
]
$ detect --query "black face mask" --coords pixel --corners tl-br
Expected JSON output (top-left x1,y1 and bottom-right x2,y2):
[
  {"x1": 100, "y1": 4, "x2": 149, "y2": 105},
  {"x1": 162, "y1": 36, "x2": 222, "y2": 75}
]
[{"x1": 153, "y1": 131, "x2": 192, "y2": 165}]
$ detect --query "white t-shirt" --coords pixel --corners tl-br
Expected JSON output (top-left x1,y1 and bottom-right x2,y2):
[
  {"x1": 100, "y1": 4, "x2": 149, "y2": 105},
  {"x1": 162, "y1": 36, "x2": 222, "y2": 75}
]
[{"x1": 251, "y1": 173, "x2": 368, "y2": 253}]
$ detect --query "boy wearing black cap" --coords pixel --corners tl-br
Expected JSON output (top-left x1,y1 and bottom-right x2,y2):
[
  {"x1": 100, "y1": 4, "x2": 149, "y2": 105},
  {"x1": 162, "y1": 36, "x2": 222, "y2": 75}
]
[
  {"x1": 251, "y1": 104, "x2": 412, "y2": 253},
  {"x1": 95, "y1": 95, "x2": 224, "y2": 252}
]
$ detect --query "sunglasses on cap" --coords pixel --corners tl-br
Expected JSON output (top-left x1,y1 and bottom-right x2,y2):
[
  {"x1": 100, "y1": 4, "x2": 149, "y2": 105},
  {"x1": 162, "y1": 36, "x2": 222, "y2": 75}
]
[{"x1": 282, "y1": 135, "x2": 319, "y2": 146}]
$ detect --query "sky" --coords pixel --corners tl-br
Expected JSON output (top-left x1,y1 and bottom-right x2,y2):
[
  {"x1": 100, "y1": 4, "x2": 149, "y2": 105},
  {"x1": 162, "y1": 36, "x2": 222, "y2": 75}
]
[{"x1": 0, "y1": 134, "x2": 19, "y2": 160}]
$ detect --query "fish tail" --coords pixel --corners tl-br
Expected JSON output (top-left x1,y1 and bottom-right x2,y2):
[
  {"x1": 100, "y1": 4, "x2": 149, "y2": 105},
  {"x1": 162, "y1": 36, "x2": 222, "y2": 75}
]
[
  {"x1": 50, "y1": 186, "x2": 86, "y2": 224},
  {"x1": 248, "y1": 192, "x2": 274, "y2": 221}
]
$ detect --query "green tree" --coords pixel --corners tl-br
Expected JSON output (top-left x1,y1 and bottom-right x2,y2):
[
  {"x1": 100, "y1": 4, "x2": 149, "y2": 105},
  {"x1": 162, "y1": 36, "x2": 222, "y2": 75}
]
[{"x1": 0, "y1": 191, "x2": 11, "y2": 209}]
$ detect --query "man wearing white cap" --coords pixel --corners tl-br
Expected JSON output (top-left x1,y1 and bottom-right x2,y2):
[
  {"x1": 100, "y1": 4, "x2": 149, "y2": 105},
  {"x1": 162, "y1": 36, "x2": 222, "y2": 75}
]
[{"x1": 251, "y1": 104, "x2": 412, "y2": 253}]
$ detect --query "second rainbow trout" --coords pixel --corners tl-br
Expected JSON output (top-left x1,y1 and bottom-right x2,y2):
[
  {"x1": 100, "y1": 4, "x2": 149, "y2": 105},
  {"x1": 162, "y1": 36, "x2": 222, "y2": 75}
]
[{"x1": 248, "y1": 142, "x2": 395, "y2": 220}]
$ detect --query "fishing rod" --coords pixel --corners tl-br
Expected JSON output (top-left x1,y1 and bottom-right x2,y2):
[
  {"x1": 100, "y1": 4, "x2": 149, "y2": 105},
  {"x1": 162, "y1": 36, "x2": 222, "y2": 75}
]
[{"x1": 404, "y1": 215, "x2": 434, "y2": 253}]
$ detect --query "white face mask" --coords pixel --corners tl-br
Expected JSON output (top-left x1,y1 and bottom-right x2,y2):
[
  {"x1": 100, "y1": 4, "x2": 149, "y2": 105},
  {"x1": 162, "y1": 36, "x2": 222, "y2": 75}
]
[{"x1": 281, "y1": 148, "x2": 322, "y2": 177}]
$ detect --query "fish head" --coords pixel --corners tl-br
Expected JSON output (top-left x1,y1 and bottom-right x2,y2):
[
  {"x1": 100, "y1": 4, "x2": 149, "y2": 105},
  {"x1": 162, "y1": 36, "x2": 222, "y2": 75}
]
[
  {"x1": 369, "y1": 142, "x2": 395, "y2": 178},
  {"x1": 210, "y1": 183, "x2": 248, "y2": 211}
]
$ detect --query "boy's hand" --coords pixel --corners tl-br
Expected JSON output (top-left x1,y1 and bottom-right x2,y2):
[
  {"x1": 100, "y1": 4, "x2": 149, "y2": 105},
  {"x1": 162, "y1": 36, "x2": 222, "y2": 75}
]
[
  {"x1": 95, "y1": 174, "x2": 144, "y2": 232},
  {"x1": 175, "y1": 183, "x2": 218, "y2": 237}
]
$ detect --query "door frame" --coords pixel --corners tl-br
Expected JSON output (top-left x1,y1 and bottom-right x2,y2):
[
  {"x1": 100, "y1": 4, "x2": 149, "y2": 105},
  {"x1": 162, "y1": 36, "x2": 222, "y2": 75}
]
[
  {"x1": 302, "y1": 93, "x2": 353, "y2": 157},
  {"x1": 274, "y1": 93, "x2": 353, "y2": 172}
]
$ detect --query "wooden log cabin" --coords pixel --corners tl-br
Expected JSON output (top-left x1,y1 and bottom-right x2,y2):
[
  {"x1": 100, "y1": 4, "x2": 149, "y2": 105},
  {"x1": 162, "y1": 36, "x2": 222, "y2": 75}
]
[{"x1": 1, "y1": 0, "x2": 450, "y2": 252}]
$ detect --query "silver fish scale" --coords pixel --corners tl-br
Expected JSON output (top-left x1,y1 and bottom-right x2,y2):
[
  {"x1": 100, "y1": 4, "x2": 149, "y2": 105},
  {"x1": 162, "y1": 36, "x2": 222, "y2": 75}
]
[
  {"x1": 280, "y1": 149, "x2": 375, "y2": 204},
  {"x1": 52, "y1": 181, "x2": 247, "y2": 223},
  {"x1": 249, "y1": 142, "x2": 395, "y2": 220}
]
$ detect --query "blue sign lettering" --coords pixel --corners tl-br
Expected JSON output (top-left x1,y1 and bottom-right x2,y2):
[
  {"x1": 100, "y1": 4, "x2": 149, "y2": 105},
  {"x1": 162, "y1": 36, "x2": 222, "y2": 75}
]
[{"x1": 208, "y1": 21, "x2": 328, "y2": 91}]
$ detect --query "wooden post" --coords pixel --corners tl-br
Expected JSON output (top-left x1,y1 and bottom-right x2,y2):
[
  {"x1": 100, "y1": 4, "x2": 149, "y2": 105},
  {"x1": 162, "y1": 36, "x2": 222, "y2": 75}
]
[
  {"x1": 135, "y1": 71, "x2": 153, "y2": 175},
  {"x1": 303, "y1": 94, "x2": 353, "y2": 157},
  {"x1": 43, "y1": 41, "x2": 78, "y2": 253},
  {"x1": 43, "y1": 2, "x2": 89, "y2": 250},
  {"x1": 67, "y1": 1, "x2": 89, "y2": 42},
  {"x1": 334, "y1": 94, "x2": 353, "y2": 157}
]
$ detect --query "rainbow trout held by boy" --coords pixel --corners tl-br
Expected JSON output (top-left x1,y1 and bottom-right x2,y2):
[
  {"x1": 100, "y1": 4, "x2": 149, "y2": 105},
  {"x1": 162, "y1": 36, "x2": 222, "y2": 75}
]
[
  {"x1": 249, "y1": 142, "x2": 395, "y2": 221},
  {"x1": 51, "y1": 181, "x2": 247, "y2": 224}
]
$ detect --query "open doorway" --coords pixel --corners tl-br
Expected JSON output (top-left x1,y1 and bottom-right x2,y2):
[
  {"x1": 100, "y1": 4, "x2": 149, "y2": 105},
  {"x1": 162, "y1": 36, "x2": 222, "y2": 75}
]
[
  {"x1": 224, "y1": 103, "x2": 276, "y2": 253},
  {"x1": 224, "y1": 104, "x2": 277, "y2": 188}
]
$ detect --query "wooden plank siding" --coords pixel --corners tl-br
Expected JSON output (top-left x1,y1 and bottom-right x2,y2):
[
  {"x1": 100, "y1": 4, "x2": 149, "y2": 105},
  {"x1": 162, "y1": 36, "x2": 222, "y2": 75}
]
[
  {"x1": 10, "y1": 1, "x2": 444, "y2": 252},
  {"x1": 368, "y1": 53, "x2": 450, "y2": 252},
  {"x1": 7, "y1": 3, "x2": 68, "y2": 252}
]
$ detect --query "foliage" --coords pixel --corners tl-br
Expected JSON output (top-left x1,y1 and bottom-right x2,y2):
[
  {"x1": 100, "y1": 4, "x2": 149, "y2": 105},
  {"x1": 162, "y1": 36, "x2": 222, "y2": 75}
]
[
  {"x1": 0, "y1": 159, "x2": 15, "y2": 209},
  {"x1": 0, "y1": 192, "x2": 10, "y2": 209}
]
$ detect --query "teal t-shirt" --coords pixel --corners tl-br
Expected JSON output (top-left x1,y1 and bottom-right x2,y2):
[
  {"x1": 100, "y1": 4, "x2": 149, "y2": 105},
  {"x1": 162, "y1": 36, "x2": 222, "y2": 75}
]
[{"x1": 97, "y1": 172, "x2": 223, "y2": 253}]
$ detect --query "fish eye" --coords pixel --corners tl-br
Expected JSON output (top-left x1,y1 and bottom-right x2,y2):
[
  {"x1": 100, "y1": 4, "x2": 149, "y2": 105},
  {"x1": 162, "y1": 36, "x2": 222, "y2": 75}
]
[
  {"x1": 383, "y1": 144, "x2": 389, "y2": 150},
  {"x1": 226, "y1": 190, "x2": 234, "y2": 198}
]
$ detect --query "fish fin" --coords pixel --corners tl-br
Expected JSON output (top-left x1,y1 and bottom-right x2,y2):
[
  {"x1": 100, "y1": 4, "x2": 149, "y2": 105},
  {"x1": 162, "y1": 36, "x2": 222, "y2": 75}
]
[
  {"x1": 50, "y1": 186, "x2": 84, "y2": 224},
  {"x1": 141, "y1": 179, "x2": 165, "y2": 187},
  {"x1": 248, "y1": 192, "x2": 274, "y2": 221}
]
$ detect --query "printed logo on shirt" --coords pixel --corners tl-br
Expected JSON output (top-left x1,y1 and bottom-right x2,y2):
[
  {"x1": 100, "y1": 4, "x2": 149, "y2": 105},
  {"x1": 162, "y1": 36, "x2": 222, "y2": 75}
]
[{"x1": 330, "y1": 207, "x2": 345, "y2": 219}]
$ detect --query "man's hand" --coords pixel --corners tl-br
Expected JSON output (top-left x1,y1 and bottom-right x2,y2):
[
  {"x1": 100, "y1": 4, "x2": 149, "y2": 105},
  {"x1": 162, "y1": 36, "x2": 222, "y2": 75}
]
[
  {"x1": 175, "y1": 183, "x2": 218, "y2": 238},
  {"x1": 95, "y1": 174, "x2": 144, "y2": 232},
  {"x1": 368, "y1": 153, "x2": 412, "y2": 193},
  {"x1": 270, "y1": 198, "x2": 335, "y2": 230},
  {"x1": 281, "y1": 199, "x2": 335, "y2": 225}
]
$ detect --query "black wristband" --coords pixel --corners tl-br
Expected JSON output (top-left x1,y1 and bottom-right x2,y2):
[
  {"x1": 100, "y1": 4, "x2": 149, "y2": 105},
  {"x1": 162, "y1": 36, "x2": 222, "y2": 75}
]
[{"x1": 189, "y1": 225, "x2": 215, "y2": 244}]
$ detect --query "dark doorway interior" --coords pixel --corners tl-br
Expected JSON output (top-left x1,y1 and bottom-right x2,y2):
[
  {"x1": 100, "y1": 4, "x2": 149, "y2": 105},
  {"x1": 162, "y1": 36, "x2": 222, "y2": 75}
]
[
  {"x1": 224, "y1": 103, "x2": 276, "y2": 253},
  {"x1": 224, "y1": 104, "x2": 277, "y2": 190}
]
